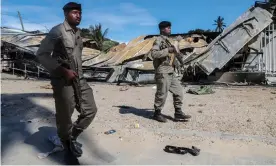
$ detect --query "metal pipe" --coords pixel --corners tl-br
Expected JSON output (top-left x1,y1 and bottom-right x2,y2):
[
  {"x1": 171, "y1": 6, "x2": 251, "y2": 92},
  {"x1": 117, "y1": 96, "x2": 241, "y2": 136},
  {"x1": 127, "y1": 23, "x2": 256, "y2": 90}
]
[
  {"x1": 12, "y1": 63, "x2": 14, "y2": 75},
  {"x1": 259, "y1": 32, "x2": 262, "y2": 72},
  {"x1": 24, "y1": 63, "x2": 26, "y2": 78},
  {"x1": 272, "y1": 23, "x2": 276, "y2": 74},
  {"x1": 269, "y1": 24, "x2": 271, "y2": 74},
  {"x1": 266, "y1": 25, "x2": 269, "y2": 74},
  {"x1": 265, "y1": 26, "x2": 268, "y2": 74},
  {"x1": 38, "y1": 66, "x2": 40, "y2": 78},
  {"x1": 269, "y1": 24, "x2": 272, "y2": 74}
]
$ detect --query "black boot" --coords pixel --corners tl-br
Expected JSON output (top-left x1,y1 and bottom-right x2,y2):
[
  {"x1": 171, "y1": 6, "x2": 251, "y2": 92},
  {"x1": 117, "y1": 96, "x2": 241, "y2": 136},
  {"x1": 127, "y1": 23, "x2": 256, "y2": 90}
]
[
  {"x1": 63, "y1": 141, "x2": 80, "y2": 165},
  {"x1": 69, "y1": 127, "x2": 83, "y2": 157},
  {"x1": 152, "y1": 110, "x2": 167, "y2": 123},
  {"x1": 174, "y1": 109, "x2": 191, "y2": 121}
]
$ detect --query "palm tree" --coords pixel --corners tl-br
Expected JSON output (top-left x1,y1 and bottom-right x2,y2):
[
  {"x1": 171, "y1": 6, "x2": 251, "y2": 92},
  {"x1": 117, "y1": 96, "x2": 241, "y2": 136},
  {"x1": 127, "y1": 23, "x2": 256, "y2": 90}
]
[
  {"x1": 89, "y1": 23, "x2": 109, "y2": 51},
  {"x1": 213, "y1": 16, "x2": 226, "y2": 33}
]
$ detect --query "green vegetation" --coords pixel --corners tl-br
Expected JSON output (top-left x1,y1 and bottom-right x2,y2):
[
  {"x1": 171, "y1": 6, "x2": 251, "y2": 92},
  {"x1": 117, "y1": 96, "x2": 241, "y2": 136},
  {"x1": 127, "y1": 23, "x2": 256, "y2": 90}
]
[
  {"x1": 81, "y1": 23, "x2": 119, "y2": 52},
  {"x1": 213, "y1": 16, "x2": 226, "y2": 32}
]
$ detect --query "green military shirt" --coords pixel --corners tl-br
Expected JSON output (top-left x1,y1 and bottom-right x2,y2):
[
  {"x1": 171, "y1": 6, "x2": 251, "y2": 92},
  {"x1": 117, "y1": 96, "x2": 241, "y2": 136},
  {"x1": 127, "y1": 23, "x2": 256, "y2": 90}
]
[
  {"x1": 151, "y1": 35, "x2": 174, "y2": 74},
  {"x1": 36, "y1": 20, "x2": 83, "y2": 78}
]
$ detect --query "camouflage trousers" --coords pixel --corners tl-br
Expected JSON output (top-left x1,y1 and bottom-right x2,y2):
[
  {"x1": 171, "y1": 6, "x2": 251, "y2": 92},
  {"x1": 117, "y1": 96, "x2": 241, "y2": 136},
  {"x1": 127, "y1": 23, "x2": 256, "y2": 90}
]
[
  {"x1": 51, "y1": 78, "x2": 97, "y2": 143},
  {"x1": 154, "y1": 73, "x2": 183, "y2": 112}
]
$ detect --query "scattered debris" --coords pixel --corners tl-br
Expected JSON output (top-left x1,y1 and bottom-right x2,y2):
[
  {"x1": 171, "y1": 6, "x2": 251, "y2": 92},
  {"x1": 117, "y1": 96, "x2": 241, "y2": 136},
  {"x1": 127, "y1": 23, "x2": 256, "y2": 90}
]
[
  {"x1": 271, "y1": 92, "x2": 276, "y2": 94},
  {"x1": 198, "y1": 104, "x2": 206, "y2": 107},
  {"x1": 104, "y1": 129, "x2": 116, "y2": 135},
  {"x1": 188, "y1": 104, "x2": 195, "y2": 107},
  {"x1": 198, "y1": 110, "x2": 203, "y2": 113},
  {"x1": 152, "y1": 86, "x2": 157, "y2": 89},
  {"x1": 189, "y1": 7, "x2": 273, "y2": 75},
  {"x1": 20, "y1": 120, "x2": 32, "y2": 123},
  {"x1": 119, "y1": 86, "x2": 129, "y2": 91},
  {"x1": 134, "y1": 123, "x2": 140, "y2": 128},
  {"x1": 211, "y1": 141, "x2": 215, "y2": 143},
  {"x1": 187, "y1": 86, "x2": 215, "y2": 95},
  {"x1": 40, "y1": 84, "x2": 52, "y2": 89},
  {"x1": 164, "y1": 145, "x2": 200, "y2": 156},
  {"x1": 247, "y1": 118, "x2": 252, "y2": 122},
  {"x1": 1, "y1": 3, "x2": 275, "y2": 85},
  {"x1": 37, "y1": 134, "x2": 64, "y2": 159}
]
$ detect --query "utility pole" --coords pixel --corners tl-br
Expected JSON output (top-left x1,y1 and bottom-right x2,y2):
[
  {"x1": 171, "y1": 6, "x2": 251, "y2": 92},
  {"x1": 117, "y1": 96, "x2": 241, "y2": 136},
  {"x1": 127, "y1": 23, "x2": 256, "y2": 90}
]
[{"x1": 17, "y1": 11, "x2": 25, "y2": 31}]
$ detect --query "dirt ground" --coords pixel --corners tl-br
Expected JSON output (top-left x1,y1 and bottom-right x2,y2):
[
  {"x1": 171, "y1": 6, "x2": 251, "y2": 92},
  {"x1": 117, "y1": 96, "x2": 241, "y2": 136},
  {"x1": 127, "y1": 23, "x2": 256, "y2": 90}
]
[{"x1": 1, "y1": 73, "x2": 276, "y2": 165}]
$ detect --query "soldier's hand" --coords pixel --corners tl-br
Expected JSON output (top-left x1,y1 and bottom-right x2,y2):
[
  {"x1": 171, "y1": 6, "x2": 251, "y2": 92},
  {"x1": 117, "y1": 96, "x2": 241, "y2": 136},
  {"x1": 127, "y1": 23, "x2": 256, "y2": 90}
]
[
  {"x1": 168, "y1": 46, "x2": 175, "y2": 53},
  {"x1": 58, "y1": 66, "x2": 77, "y2": 81},
  {"x1": 65, "y1": 69, "x2": 78, "y2": 81}
]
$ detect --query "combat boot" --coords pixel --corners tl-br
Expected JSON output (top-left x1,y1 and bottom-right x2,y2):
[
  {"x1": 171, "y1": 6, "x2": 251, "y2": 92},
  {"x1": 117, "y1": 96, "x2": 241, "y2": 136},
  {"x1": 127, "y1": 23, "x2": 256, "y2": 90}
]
[
  {"x1": 69, "y1": 127, "x2": 83, "y2": 157},
  {"x1": 63, "y1": 141, "x2": 80, "y2": 165},
  {"x1": 174, "y1": 109, "x2": 191, "y2": 121},
  {"x1": 152, "y1": 110, "x2": 167, "y2": 123}
]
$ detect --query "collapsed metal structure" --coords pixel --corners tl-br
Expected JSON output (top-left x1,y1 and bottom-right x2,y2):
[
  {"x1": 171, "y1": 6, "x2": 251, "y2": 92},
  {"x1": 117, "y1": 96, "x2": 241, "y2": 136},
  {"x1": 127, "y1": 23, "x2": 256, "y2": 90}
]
[
  {"x1": 1, "y1": 1, "x2": 276, "y2": 85},
  {"x1": 1, "y1": 28, "x2": 101, "y2": 78}
]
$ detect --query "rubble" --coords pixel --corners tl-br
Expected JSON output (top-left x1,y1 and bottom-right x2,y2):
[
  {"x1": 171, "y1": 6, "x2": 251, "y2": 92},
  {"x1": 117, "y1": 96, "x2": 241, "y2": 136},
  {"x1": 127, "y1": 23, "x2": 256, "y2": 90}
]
[
  {"x1": 1, "y1": 31, "x2": 103, "y2": 77},
  {"x1": 188, "y1": 6, "x2": 273, "y2": 75},
  {"x1": 186, "y1": 86, "x2": 215, "y2": 95},
  {"x1": 1, "y1": 1, "x2": 275, "y2": 85}
]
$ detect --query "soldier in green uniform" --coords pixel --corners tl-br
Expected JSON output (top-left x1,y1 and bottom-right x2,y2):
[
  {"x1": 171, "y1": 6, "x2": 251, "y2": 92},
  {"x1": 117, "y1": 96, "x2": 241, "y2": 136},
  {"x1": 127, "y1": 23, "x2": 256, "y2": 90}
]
[
  {"x1": 36, "y1": 2, "x2": 97, "y2": 163},
  {"x1": 152, "y1": 21, "x2": 191, "y2": 123}
]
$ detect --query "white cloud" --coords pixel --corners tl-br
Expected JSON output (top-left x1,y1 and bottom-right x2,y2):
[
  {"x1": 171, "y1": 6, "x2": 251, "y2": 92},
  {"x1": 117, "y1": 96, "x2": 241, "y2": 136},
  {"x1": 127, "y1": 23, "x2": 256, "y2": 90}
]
[
  {"x1": 2, "y1": 5, "x2": 53, "y2": 13},
  {"x1": 83, "y1": 2, "x2": 157, "y2": 30},
  {"x1": 1, "y1": 2, "x2": 156, "y2": 42},
  {"x1": 1, "y1": 15, "x2": 58, "y2": 32},
  {"x1": 1, "y1": 4, "x2": 62, "y2": 32}
]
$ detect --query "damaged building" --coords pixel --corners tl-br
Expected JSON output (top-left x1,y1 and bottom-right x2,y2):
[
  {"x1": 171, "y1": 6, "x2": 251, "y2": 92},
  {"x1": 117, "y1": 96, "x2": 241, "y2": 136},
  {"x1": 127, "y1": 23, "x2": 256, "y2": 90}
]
[{"x1": 1, "y1": 1, "x2": 276, "y2": 85}]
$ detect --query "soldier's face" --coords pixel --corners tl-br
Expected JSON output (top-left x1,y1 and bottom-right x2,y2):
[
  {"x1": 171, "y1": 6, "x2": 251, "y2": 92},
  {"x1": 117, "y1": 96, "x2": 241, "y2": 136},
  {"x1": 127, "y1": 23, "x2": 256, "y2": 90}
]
[
  {"x1": 162, "y1": 26, "x2": 171, "y2": 35},
  {"x1": 66, "y1": 9, "x2": 82, "y2": 26}
]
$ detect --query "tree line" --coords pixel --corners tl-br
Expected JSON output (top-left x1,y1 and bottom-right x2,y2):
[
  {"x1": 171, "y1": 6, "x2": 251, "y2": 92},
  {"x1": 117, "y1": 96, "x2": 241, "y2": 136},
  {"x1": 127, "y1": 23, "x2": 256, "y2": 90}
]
[
  {"x1": 83, "y1": 16, "x2": 227, "y2": 52},
  {"x1": 80, "y1": 24, "x2": 119, "y2": 53},
  {"x1": 82, "y1": 0, "x2": 276, "y2": 52}
]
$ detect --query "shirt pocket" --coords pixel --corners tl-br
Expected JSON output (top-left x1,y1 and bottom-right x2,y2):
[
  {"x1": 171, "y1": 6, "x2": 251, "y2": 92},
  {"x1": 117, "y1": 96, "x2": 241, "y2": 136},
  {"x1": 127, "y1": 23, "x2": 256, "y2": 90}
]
[
  {"x1": 78, "y1": 36, "x2": 83, "y2": 50},
  {"x1": 63, "y1": 37, "x2": 74, "y2": 55}
]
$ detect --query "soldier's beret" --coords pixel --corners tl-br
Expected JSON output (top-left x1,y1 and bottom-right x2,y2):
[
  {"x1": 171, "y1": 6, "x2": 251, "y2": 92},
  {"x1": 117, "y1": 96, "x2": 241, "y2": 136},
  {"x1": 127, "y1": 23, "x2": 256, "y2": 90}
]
[
  {"x1": 63, "y1": 2, "x2": 82, "y2": 12},
  {"x1": 158, "y1": 21, "x2": 171, "y2": 30}
]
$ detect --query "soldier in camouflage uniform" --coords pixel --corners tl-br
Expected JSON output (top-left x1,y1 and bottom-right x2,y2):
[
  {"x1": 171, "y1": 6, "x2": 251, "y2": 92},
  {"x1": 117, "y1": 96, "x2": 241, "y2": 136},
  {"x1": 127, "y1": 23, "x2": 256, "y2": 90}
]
[
  {"x1": 152, "y1": 21, "x2": 191, "y2": 123},
  {"x1": 36, "y1": 2, "x2": 97, "y2": 163}
]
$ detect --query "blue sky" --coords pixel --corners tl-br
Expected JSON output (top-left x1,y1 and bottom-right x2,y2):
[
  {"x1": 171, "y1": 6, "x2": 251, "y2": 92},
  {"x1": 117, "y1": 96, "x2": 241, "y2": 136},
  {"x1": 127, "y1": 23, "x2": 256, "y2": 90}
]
[{"x1": 2, "y1": 0, "x2": 259, "y2": 43}]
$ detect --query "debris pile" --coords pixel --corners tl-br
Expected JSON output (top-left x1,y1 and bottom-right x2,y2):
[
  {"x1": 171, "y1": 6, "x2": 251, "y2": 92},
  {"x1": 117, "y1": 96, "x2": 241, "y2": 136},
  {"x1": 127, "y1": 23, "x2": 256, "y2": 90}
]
[
  {"x1": 81, "y1": 3, "x2": 275, "y2": 85},
  {"x1": 1, "y1": 1, "x2": 275, "y2": 85},
  {"x1": 186, "y1": 86, "x2": 215, "y2": 95}
]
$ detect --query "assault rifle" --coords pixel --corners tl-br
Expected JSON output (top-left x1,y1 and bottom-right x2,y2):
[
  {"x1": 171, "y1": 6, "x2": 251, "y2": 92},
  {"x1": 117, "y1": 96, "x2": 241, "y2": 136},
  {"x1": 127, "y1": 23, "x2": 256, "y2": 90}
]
[
  {"x1": 58, "y1": 40, "x2": 83, "y2": 113},
  {"x1": 161, "y1": 36, "x2": 185, "y2": 67}
]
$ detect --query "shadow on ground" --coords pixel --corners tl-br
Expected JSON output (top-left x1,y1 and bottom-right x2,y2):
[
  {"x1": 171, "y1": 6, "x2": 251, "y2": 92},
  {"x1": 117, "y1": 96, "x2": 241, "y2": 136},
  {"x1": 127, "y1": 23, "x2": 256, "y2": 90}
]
[
  {"x1": 1, "y1": 93, "x2": 65, "y2": 164},
  {"x1": 24, "y1": 126, "x2": 65, "y2": 163},
  {"x1": 116, "y1": 105, "x2": 187, "y2": 122},
  {"x1": 115, "y1": 105, "x2": 154, "y2": 120},
  {"x1": 1, "y1": 92, "x2": 115, "y2": 165}
]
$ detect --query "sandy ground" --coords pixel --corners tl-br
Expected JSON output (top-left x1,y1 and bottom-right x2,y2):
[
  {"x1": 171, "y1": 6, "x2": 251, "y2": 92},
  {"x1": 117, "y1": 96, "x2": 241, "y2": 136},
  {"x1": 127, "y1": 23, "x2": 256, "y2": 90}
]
[{"x1": 1, "y1": 73, "x2": 276, "y2": 165}]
